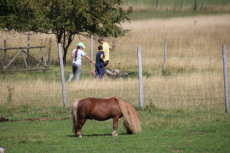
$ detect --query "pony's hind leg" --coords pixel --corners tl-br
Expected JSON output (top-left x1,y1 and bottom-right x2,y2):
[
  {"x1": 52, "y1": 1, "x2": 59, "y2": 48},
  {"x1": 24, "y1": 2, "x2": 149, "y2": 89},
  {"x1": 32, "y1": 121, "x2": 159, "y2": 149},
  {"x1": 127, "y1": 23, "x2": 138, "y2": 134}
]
[
  {"x1": 77, "y1": 119, "x2": 86, "y2": 138},
  {"x1": 112, "y1": 116, "x2": 119, "y2": 137}
]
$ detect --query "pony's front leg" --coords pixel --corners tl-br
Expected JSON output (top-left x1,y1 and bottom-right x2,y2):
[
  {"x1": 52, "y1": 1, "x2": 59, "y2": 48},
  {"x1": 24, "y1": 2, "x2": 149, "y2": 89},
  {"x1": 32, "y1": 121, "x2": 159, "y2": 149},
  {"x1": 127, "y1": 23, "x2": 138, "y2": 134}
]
[
  {"x1": 112, "y1": 117, "x2": 119, "y2": 137},
  {"x1": 77, "y1": 119, "x2": 86, "y2": 138}
]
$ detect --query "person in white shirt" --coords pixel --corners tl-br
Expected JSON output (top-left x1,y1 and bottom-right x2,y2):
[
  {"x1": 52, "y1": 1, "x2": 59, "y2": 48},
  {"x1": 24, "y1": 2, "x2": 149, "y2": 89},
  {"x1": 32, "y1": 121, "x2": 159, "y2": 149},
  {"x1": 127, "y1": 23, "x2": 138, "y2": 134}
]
[{"x1": 68, "y1": 42, "x2": 94, "y2": 82}]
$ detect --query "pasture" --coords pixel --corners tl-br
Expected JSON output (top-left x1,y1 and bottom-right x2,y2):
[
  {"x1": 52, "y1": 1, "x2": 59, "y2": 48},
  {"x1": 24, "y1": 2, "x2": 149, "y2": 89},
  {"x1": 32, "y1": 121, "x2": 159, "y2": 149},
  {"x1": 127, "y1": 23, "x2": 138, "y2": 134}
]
[
  {"x1": 1, "y1": 12, "x2": 230, "y2": 153},
  {"x1": 124, "y1": 0, "x2": 230, "y2": 11}
]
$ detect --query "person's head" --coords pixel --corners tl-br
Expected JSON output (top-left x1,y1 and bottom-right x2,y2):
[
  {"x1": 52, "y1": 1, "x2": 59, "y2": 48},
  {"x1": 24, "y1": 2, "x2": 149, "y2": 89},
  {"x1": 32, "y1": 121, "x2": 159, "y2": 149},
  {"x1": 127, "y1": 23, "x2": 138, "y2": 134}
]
[
  {"x1": 77, "y1": 42, "x2": 86, "y2": 50},
  {"x1": 98, "y1": 45, "x2": 103, "y2": 51},
  {"x1": 98, "y1": 37, "x2": 104, "y2": 44}
]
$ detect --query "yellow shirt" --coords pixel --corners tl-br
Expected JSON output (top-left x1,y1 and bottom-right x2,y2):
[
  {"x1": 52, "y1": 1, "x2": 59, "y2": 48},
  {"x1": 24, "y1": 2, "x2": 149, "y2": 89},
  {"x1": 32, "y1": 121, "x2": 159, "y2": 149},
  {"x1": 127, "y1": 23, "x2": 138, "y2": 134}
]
[{"x1": 102, "y1": 42, "x2": 110, "y2": 61}]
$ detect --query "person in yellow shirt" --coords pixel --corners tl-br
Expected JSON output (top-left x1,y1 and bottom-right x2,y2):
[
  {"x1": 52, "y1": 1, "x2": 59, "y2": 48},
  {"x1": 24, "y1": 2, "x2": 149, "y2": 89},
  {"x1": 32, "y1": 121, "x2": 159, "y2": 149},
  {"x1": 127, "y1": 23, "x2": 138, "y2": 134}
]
[{"x1": 98, "y1": 37, "x2": 112, "y2": 67}]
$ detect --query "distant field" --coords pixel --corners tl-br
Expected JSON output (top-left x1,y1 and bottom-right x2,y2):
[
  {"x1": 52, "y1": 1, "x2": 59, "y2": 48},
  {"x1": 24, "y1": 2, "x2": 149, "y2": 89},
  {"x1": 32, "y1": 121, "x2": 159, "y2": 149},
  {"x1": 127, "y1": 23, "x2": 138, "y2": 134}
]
[
  {"x1": 129, "y1": 10, "x2": 230, "y2": 20},
  {"x1": 124, "y1": 0, "x2": 230, "y2": 11}
]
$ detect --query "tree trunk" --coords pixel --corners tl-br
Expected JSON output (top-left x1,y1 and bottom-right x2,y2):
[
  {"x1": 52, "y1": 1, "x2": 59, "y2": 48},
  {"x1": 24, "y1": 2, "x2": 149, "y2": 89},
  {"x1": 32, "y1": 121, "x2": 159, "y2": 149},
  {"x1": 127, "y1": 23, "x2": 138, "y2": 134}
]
[
  {"x1": 56, "y1": 31, "x2": 74, "y2": 66},
  {"x1": 63, "y1": 33, "x2": 74, "y2": 66},
  {"x1": 156, "y1": 0, "x2": 159, "y2": 9},
  {"x1": 63, "y1": 47, "x2": 67, "y2": 65}
]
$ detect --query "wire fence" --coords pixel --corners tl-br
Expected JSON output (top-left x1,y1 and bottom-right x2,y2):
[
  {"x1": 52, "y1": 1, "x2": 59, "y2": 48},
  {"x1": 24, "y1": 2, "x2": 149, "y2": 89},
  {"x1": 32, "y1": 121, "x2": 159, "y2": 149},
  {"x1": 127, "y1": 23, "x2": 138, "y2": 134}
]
[
  {"x1": 0, "y1": 37, "x2": 229, "y2": 114},
  {"x1": 0, "y1": 79, "x2": 226, "y2": 113}
]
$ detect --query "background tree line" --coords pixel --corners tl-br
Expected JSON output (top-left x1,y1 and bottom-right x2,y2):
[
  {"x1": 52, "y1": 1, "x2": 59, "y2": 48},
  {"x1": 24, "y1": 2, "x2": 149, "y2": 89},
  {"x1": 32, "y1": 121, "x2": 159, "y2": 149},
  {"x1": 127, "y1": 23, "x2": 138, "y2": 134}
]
[{"x1": 0, "y1": 0, "x2": 132, "y2": 64}]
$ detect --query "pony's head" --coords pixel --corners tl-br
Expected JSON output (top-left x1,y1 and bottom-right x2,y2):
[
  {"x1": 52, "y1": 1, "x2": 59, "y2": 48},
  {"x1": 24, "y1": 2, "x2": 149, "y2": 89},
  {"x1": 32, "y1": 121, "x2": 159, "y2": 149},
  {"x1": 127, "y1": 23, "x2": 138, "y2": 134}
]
[{"x1": 116, "y1": 98, "x2": 141, "y2": 134}]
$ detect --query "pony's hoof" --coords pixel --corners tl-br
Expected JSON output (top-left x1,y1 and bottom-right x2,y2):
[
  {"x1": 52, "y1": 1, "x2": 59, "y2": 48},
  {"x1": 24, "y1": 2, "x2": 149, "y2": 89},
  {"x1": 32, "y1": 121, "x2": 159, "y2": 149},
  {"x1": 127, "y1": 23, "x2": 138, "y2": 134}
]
[
  {"x1": 112, "y1": 131, "x2": 118, "y2": 137},
  {"x1": 78, "y1": 135, "x2": 83, "y2": 138}
]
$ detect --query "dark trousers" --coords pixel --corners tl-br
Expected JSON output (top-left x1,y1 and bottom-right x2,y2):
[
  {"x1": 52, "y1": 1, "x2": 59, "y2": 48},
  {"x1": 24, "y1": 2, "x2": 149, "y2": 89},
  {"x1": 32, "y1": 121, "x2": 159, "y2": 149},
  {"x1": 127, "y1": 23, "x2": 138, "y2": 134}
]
[
  {"x1": 95, "y1": 65, "x2": 104, "y2": 79},
  {"x1": 104, "y1": 60, "x2": 109, "y2": 67}
]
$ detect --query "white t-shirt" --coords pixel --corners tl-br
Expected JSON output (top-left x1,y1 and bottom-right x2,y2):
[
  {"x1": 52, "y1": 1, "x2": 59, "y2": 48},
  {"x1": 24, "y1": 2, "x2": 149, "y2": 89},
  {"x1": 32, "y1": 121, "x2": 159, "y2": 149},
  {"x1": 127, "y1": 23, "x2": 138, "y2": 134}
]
[{"x1": 72, "y1": 49, "x2": 86, "y2": 65}]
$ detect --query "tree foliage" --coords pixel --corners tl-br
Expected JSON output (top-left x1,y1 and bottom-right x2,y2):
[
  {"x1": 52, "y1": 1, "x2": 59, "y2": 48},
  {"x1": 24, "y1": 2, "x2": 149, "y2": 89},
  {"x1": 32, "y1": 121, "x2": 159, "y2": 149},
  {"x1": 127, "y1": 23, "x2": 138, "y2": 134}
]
[
  {"x1": 0, "y1": 0, "x2": 38, "y2": 31},
  {"x1": 0, "y1": 0, "x2": 132, "y2": 64}
]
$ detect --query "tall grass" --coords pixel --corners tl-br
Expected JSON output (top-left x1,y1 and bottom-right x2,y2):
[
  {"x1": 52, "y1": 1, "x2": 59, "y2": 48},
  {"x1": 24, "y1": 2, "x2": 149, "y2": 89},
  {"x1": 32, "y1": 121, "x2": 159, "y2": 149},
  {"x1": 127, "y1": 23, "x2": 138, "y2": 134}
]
[
  {"x1": 0, "y1": 72, "x2": 225, "y2": 111},
  {"x1": 0, "y1": 15, "x2": 230, "y2": 113}
]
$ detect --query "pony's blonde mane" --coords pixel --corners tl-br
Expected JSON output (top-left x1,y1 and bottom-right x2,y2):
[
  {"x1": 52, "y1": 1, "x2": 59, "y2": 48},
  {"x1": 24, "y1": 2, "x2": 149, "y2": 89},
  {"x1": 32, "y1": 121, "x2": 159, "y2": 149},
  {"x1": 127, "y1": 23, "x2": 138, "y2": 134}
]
[
  {"x1": 104, "y1": 96, "x2": 114, "y2": 99},
  {"x1": 115, "y1": 97, "x2": 141, "y2": 134},
  {"x1": 72, "y1": 100, "x2": 79, "y2": 134}
]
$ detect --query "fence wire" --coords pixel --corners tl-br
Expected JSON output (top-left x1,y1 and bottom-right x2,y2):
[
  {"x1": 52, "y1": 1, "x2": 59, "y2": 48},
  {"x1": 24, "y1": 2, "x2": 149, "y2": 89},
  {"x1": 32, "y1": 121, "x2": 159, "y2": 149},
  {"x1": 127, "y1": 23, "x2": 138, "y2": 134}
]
[{"x1": 0, "y1": 47, "x2": 229, "y2": 113}]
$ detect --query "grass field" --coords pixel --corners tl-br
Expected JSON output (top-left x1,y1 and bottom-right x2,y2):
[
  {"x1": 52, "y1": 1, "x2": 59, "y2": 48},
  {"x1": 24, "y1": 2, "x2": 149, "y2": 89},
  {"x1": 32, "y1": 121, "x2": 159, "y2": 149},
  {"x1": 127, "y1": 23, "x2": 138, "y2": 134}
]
[
  {"x1": 1, "y1": 11, "x2": 230, "y2": 153},
  {"x1": 129, "y1": 10, "x2": 230, "y2": 20},
  {"x1": 124, "y1": 0, "x2": 230, "y2": 11},
  {"x1": 0, "y1": 104, "x2": 230, "y2": 153}
]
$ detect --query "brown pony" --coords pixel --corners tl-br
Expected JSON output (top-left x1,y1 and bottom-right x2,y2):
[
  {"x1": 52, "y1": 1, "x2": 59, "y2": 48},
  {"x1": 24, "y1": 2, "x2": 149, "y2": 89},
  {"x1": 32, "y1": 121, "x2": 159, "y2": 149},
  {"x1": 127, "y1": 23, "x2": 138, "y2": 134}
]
[{"x1": 71, "y1": 97, "x2": 141, "y2": 138}]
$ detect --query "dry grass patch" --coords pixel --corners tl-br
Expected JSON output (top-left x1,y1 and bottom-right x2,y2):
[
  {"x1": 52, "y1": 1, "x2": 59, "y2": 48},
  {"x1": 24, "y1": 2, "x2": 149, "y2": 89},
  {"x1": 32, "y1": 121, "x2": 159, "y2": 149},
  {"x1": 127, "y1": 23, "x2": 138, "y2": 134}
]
[
  {"x1": 0, "y1": 71, "x2": 225, "y2": 112},
  {"x1": 1, "y1": 15, "x2": 230, "y2": 113}
]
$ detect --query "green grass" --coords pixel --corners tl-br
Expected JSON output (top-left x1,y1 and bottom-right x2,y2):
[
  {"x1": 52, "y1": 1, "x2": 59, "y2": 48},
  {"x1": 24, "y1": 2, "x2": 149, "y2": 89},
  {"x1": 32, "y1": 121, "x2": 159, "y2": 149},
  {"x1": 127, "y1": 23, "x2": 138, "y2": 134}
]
[
  {"x1": 0, "y1": 104, "x2": 70, "y2": 120},
  {"x1": 0, "y1": 105, "x2": 230, "y2": 153}
]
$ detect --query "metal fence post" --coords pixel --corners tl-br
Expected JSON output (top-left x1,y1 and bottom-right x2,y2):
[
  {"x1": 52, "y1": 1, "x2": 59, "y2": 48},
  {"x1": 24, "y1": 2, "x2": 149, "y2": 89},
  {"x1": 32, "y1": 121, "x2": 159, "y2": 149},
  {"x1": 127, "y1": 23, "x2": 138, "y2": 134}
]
[
  {"x1": 163, "y1": 36, "x2": 167, "y2": 70},
  {"x1": 137, "y1": 46, "x2": 143, "y2": 108},
  {"x1": 58, "y1": 43, "x2": 67, "y2": 107},
  {"x1": 222, "y1": 44, "x2": 229, "y2": 113},
  {"x1": 90, "y1": 35, "x2": 94, "y2": 68}
]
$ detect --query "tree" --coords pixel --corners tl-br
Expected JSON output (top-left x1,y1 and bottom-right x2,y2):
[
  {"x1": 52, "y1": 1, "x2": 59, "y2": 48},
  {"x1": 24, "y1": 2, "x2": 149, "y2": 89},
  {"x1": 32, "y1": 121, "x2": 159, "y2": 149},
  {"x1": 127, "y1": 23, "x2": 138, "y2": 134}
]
[
  {"x1": 0, "y1": 0, "x2": 39, "y2": 31},
  {"x1": 0, "y1": 0, "x2": 132, "y2": 65}
]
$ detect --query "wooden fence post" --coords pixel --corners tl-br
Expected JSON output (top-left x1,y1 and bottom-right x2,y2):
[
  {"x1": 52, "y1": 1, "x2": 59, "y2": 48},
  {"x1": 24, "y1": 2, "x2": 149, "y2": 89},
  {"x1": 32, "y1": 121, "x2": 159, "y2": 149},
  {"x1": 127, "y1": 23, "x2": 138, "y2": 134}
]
[
  {"x1": 47, "y1": 38, "x2": 52, "y2": 67},
  {"x1": 90, "y1": 35, "x2": 94, "y2": 68},
  {"x1": 4, "y1": 40, "x2": 7, "y2": 66},
  {"x1": 0, "y1": 46, "x2": 3, "y2": 69},
  {"x1": 194, "y1": 0, "x2": 197, "y2": 11},
  {"x1": 27, "y1": 33, "x2": 31, "y2": 61},
  {"x1": 222, "y1": 44, "x2": 229, "y2": 113},
  {"x1": 156, "y1": 0, "x2": 159, "y2": 9},
  {"x1": 58, "y1": 43, "x2": 67, "y2": 107},
  {"x1": 163, "y1": 36, "x2": 167, "y2": 71},
  {"x1": 137, "y1": 46, "x2": 143, "y2": 108}
]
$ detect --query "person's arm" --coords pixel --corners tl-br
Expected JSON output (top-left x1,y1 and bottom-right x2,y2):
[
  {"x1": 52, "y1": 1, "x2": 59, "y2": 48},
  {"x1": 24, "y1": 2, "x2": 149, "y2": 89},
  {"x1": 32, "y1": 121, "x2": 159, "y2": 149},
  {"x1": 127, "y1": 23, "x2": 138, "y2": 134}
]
[
  {"x1": 84, "y1": 55, "x2": 95, "y2": 64},
  {"x1": 72, "y1": 49, "x2": 76, "y2": 58},
  {"x1": 100, "y1": 54, "x2": 104, "y2": 63},
  {"x1": 109, "y1": 43, "x2": 112, "y2": 50},
  {"x1": 103, "y1": 51, "x2": 106, "y2": 58}
]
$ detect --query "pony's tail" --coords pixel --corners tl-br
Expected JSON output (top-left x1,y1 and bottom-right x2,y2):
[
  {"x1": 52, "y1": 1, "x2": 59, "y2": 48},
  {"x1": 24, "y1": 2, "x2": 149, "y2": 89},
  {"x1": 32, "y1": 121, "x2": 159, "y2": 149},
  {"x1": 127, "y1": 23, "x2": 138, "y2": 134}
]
[
  {"x1": 72, "y1": 100, "x2": 79, "y2": 135},
  {"x1": 116, "y1": 98, "x2": 141, "y2": 134}
]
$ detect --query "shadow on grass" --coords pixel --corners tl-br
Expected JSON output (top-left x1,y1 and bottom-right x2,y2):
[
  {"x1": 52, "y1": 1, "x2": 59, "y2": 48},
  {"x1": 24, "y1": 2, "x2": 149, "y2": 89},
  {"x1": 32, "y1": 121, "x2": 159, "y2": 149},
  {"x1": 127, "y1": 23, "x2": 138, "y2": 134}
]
[{"x1": 67, "y1": 132, "x2": 129, "y2": 138}]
